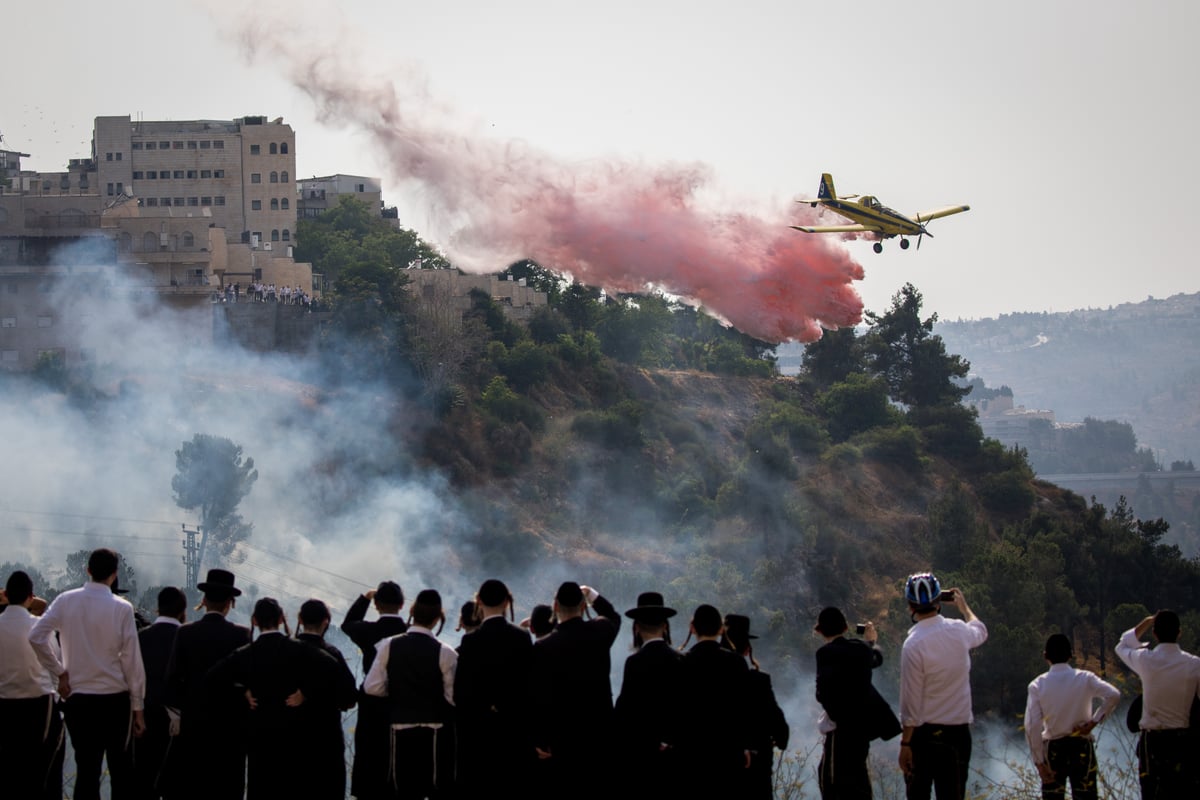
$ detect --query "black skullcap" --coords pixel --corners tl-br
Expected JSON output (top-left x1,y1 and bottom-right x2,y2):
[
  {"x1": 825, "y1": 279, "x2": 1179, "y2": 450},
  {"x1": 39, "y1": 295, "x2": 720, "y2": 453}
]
[
  {"x1": 253, "y1": 597, "x2": 284, "y2": 628},
  {"x1": 556, "y1": 582, "x2": 584, "y2": 607},
  {"x1": 157, "y1": 587, "x2": 187, "y2": 618},
  {"x1": 414, "y1": 589, "x2": 443, "y2": 610},
  {"x1": 299, "y1": 599, "x2": 331, "y2": 626},
  {"x1": 477, "y1": 579, "x2": 510, "y2": 608},
  {"x1": 815, "y1": 607, "x2": 849, "y2": 637},
  {"x1": 5, "y1": 571, "x2": 33, "y2": 605},
  {"x1": 375, "y1": 581, "x2": 404, "y2": 607},
  {"x1": 692, "y1": 604, "x2": 723, "y2": 637},
  {"x1": 529, "y1": 604, "x2": 554, "y2": 637}
]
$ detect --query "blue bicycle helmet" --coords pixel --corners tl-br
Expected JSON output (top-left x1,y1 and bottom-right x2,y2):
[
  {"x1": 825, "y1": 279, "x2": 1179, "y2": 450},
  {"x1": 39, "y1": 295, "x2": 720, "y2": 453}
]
[{"x1": 905, "y1": 573, "x2": 942, "y2": 608}]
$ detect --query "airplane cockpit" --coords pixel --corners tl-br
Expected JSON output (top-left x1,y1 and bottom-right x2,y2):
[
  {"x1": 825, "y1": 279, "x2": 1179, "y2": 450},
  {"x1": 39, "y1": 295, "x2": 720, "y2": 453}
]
[{"x1": 859, "y1": 196, "x2": 881, "y2": 209}]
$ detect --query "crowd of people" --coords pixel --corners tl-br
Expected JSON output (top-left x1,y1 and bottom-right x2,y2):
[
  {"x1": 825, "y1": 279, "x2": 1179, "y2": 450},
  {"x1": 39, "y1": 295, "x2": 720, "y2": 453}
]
[
  {"x1": 0, "y1": 550, "x2": 790, "y2": 800},
  {"x1": 214, "y1": 282, "x2": 314, "y2": 307},
  {"x1": 3, "y1": 552, "x2": 1200, "y2": 800}
]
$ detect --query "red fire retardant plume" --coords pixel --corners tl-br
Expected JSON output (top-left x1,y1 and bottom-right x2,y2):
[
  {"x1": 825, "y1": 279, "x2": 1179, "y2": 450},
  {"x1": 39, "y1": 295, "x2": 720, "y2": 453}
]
[{"x1": 244, "y1": 30, "x2": 865, "y2": 342}]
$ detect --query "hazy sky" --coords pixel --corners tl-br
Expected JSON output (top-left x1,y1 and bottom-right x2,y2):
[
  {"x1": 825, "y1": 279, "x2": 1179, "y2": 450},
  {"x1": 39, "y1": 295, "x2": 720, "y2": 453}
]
[{"x1": 8, "y1": 0, "x2": 1198, "y2": 321}]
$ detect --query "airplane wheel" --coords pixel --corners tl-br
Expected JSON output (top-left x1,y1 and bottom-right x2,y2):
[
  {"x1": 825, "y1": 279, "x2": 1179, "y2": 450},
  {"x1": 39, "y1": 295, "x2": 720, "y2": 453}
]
[
  {"x1": 900, "y1": 239, "x2": 910, "y2": 250},
  {"x1": 873, "y1": 242, "x2": 883, "y2": 254}
]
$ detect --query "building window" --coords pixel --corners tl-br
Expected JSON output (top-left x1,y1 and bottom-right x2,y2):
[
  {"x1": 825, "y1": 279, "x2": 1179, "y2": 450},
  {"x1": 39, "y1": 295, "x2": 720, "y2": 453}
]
[
  {"x1": 200, "y1": 140, "x2": 211, "y2": 149},
  {"x1": 201, "y1": 196, "x2": 212, "y2": 206},
  {"x1": 145, "y1": 198, "x2": 158, "y2": 206},
  {"x1": 132, "y1": 142, "x2": 143, "y2": 150},
  {"x1": 173, "y1": 171, "x2": 184, "y2": 179},
  {"x1": 271, "y1": 229, "x2": 280, "y2": 242},
  {"x1": 269, "y1": 143, "x2": 277, "y2": 154},
  {"x1": 182, "y1": 232, "x2": 194, "y2": 247},
  {"x1": 356, "y1": 183, "x2": 365, "y2": 192},
  {"x1": 213, "y1": 170, "x2": 225, "y2": 178},
  {"x1": 1, "y1": 317, "x2": 15, "y2": 328},
  {"x1": 106, "y1": 153, "x2": 113, "y2": 161},
  {"x1": 213, "y1": 140, "x2": 224, "y2": 149},
  {"x1": 214, "y1": 196, "x2": 225, "y2": 206},
  {"x1": 280, "y1": 198, "x2": 289, "y2": 210},
  {"x1": 270, "y1": 198, "x2": 279, "y2": 210},
  {"x1": 174, "y1": 197, "x2": 185, "y2": 206},
  {"x1": 280, "y1": 171, "x2": 289, "y2": 183},
  {"x1": 161, "y1": 198, "x2": 171, "y2": 206},
  {"x1": 250, "y1": 144, "x2": 261, "y2": 155},
  {"x1": 42, "y1": 180, "x2": 52, "y2": 191},
  {"x1": 132, "y1": 171, "x2": 144, "y2": 180},
  {"x1": 107, "y1": 183, "x2": 115, "y2": 196},
  {"x1": 281, "y1": 229, "x2": 290, "y2": 241},
  {"x1": 251, "y1": 173, "x2": 261, "y2": 184},
  {"x1": 187, "y1": 141, "x2": 198, "y2": 150},
  {"x1": 159, "y1": 141, "x2": 170, "y2": 149},
  {"x1": 269, "y1": 172, "x2": 278, "y2": 183},
  {"x1": 186, "y1": 170, "x2": 197, "y2": 179},
  {"x1": 116, "y1": 152, "x2": 122, "y2": 161},
  {"x1": 280, "y1": 143, "x2": 289, "y2": 154},
  {"x1": 145, "y1": 142, "x2": 157, "y2": 150},
  {"x1": 147, "y1": 171, "x2": 157, "y2": 179},
  {"x1": 188, "y1": 197, "x2": 199, "y2": 206},
  {"x1": 200, "y1": 170, "x2": 212, "y2": 179},
  {"x1": 173, "y1": 141, "x2": 184, "y2": 150},
  {"x1": 116, "y1": 182, "x2": 123, "y2": 195},
  {"x1": 251, "y1": 200, "x2": 262, "y2": 210}
]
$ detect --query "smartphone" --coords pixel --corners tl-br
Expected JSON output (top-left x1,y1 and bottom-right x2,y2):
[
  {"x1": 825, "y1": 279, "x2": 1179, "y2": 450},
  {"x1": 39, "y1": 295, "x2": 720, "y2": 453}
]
[
  {"x1": 855, "y1": 623, "x2": 866, "y2": 635},
  {"x1": 939, "y1": 590, "x2": 955, "y2": 602}
]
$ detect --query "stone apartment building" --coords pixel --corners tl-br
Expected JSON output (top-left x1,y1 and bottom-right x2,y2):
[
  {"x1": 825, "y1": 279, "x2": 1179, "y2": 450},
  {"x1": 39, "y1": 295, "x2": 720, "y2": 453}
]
[{"x1": 0, "y1": 116, "x2": 315, "y2": 371}]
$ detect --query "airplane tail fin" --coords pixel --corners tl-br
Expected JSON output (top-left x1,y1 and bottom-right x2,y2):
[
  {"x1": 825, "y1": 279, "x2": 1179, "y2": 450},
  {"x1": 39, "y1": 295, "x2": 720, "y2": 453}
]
[{"x1": 818, "y1": 173, "x2": 837, "y2": 201}]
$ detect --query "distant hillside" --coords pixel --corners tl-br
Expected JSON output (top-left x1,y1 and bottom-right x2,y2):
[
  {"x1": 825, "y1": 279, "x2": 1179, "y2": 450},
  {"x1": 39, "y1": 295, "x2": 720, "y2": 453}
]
[{"x1": 936, "y1": 291, "x2": 1200, "y2": 465}]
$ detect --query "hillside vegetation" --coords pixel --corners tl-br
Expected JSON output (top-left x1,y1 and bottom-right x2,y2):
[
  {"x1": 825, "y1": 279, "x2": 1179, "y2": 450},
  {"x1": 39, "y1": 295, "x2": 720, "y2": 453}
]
[{"x1": 291, "y1": 200, "x2": 1200, "y2": 721}]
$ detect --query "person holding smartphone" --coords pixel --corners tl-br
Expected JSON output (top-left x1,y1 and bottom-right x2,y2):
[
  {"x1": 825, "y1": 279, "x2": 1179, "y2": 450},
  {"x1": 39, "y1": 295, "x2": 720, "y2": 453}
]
[{"x1": 897, "y1": 573, "x2": 988, "y2": 800}]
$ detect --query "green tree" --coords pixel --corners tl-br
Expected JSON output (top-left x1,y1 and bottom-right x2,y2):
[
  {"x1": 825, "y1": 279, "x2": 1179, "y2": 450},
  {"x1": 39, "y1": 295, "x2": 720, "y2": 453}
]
[
  {"x1": 58, "y1": 549, "x2": 139, "y2": 599},
  {"x1": 801, "y1": 326, "x2": 866, "y2": 387},
  {"x1": 558, "y1": 282, "x2": 603, "y2": 332},
  {"x1": 818, "y1": 373, "x2": 899, "y2": 441},
  {"x1": 172, "y1": 434, "x2": 258, "y2": 569},
  {"x1": 864, "y1": 283, "x2": 969, "y2": 408}
]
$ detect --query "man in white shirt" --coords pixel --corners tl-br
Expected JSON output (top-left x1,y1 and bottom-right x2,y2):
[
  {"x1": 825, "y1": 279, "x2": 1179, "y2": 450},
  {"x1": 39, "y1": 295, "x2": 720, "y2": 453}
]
[
  {"x1": 1025, "y1": 633, "x2": 1119, "y2": 799},
  {"x1": 0, "y1": 570, "x2": 65, "y2": 799},
  {"x1": 1115, "y1": 609, "x2": 1200, "y2": 799},
  {"x1": 898, "y1": 572, "x2": 988, "y2": 800},
  {"x1": 365, "y1": 588, "x2": 458, "y2": 799},
  {"x1": 28, "y1": 548, "x2": 146, "y2": 800}
]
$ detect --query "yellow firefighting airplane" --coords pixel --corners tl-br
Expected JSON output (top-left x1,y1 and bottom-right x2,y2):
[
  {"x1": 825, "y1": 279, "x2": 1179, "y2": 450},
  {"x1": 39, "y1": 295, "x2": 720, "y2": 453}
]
[{"x1": 791, "y1": 173, "x2": 970, "y2": 253}]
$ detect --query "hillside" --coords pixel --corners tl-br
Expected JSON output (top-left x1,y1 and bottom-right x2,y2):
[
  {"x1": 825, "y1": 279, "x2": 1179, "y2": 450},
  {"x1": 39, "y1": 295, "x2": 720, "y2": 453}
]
[{"x1": 936, "y1": 291, "x2": 1200, "y2": 465}]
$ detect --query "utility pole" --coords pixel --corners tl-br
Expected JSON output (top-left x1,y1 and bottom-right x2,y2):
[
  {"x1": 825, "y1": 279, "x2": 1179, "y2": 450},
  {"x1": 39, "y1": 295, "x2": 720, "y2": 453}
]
[{"x1": 181, "y1": 523, "x2": 201, "y2": 589}]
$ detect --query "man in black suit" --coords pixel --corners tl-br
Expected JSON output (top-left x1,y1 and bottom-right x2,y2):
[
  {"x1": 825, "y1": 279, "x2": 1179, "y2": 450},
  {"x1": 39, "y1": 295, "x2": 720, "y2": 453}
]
[
  {"x1": 613, "y1": 592, "x2": 685, "y2": 800},
  {"x1": 453, "y1": 579, "x2": 533, "y2": 796},
  {"x1": 724, "y1": 614, "x2": 790, "y2": 799},
  {"x1": 164, "y1": 569, "x2": 251, "y2": 800},
  {"x1": 342, "y1": 580, "x2": 407, "y2": 800},
  {"x1": 678, "y1": 604, "x2": 751, "y2": 795},
  {"x1": 133, "y1": 587, "x2": 186, "y2": 800},
  {"x1": 529, "y1": 581, "x2": 621, "y2": 800},
  {"x1": 815, "y1": 606, "x2": 897, "y2": 800},
  {"x1": 295, "y1": 599, "x2": 358, "y2": 800}
]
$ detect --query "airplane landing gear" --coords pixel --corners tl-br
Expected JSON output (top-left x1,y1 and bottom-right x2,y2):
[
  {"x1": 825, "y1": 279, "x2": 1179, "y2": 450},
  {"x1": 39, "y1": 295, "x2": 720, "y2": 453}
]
[
  {"x1": 900, "y1": 238, "x2": 910, "y2": 250},
  {"x1": 873, "y1": 242, "x2": 883, "y2": 254}
]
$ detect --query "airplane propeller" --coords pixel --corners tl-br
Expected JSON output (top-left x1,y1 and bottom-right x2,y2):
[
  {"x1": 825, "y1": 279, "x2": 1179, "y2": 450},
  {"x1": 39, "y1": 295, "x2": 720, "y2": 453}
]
[{"x1": 915, "y1": 214, "x2": 934, "y2": 250}]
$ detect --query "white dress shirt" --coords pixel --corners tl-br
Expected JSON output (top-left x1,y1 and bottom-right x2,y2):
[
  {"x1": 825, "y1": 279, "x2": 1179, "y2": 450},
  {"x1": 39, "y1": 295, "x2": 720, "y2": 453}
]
[
  {"x1": 364, "y1": 624, "x2": 457, "y2": 728},
  {"x1": 900, "y1": 615, "x2": 988, "y2": 727},
  {"x1": 1115, "y1": 627, "x2": 1200, "y2": 730},
  {"x1": 28, "y1": 581, "x2": 147, "y2": 710},
  {"x1": 0, "y1": 605, "x2": 58, "y2": 698},
  {"x1": 1024, "y1": 663, "x2": 1120, "y2": 763}
]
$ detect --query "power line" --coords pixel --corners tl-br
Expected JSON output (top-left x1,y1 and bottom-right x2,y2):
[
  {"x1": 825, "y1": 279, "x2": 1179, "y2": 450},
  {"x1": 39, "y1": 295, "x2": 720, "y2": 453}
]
[
  {"x1": 0, "y1": 507, "x2": 183, "y2": 528},
  {"x1": 237, "y1": 540, "x2": 373, "y2": 589},
  {"x1": 1, "y1": 526, "x2": 179, "y2": 543}
]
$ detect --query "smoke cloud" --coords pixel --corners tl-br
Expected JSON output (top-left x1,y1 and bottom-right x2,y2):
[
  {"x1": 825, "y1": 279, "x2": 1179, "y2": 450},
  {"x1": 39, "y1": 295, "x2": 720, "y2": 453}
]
[{"x1": 233, "y1": 15, "x2": 864, "y2": 343}]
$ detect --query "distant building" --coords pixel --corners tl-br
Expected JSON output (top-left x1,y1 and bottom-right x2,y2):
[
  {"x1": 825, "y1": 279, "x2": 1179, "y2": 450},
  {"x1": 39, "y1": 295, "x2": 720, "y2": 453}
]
[
  {"x1": 298, "y1": 174, "x2": 383, "y2": 220},
  {"x1": 404, "y1": 269, "x2": 548, "y2": 323},
  {"x1": 0, "y1": 115, "x2": 316, "y2": 371}
]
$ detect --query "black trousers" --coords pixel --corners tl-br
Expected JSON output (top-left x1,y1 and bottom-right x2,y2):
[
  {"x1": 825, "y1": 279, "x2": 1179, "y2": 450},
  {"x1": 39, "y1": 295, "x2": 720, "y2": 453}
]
[
  {"x1": 820, "y1": 728, "x2": 873, "y2": 799},
  {"x1": 353, "y1": 692, "x2": 392, "y2": 799},
  {"x1": 389, "y1": 726, "x2": 454, "y2": 800},
  {"x1": 905, "y1": 723, "x2": 971, "y2": 800},
  {"x1": 1040, "y1": 737, "x2": 1098, "y2": 800},
  {"x1": 1137, "y1": 729, "x2": 1196, "y2": 799},
  {"x1": 64, "y1": 692, "x2": 134, "y2": 800},
  {"x1": 0, "y1": 694, "x2": 64, "y2": 800}
]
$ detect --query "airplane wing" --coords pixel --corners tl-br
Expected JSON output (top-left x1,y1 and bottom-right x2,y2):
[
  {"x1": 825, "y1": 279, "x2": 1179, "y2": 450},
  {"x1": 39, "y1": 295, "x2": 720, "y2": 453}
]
[
  {"x1": 790, "y1": 224, "x2": 877, "y2": 233},
  {"x1": 912, "y1": 204, "x2": 970, "y2": 222}
]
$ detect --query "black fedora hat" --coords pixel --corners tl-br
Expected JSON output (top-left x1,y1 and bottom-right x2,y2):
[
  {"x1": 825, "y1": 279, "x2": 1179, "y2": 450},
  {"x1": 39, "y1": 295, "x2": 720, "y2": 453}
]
[
  {"x1": 625, "y1": 591, "x2": 677, "y2": 622},
  {"x1": 723, "y1": 613, "x2": 758, "y2": 642},
  {"x1": 197, "y1": 568, "x2": 242, "y2": 597}
]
